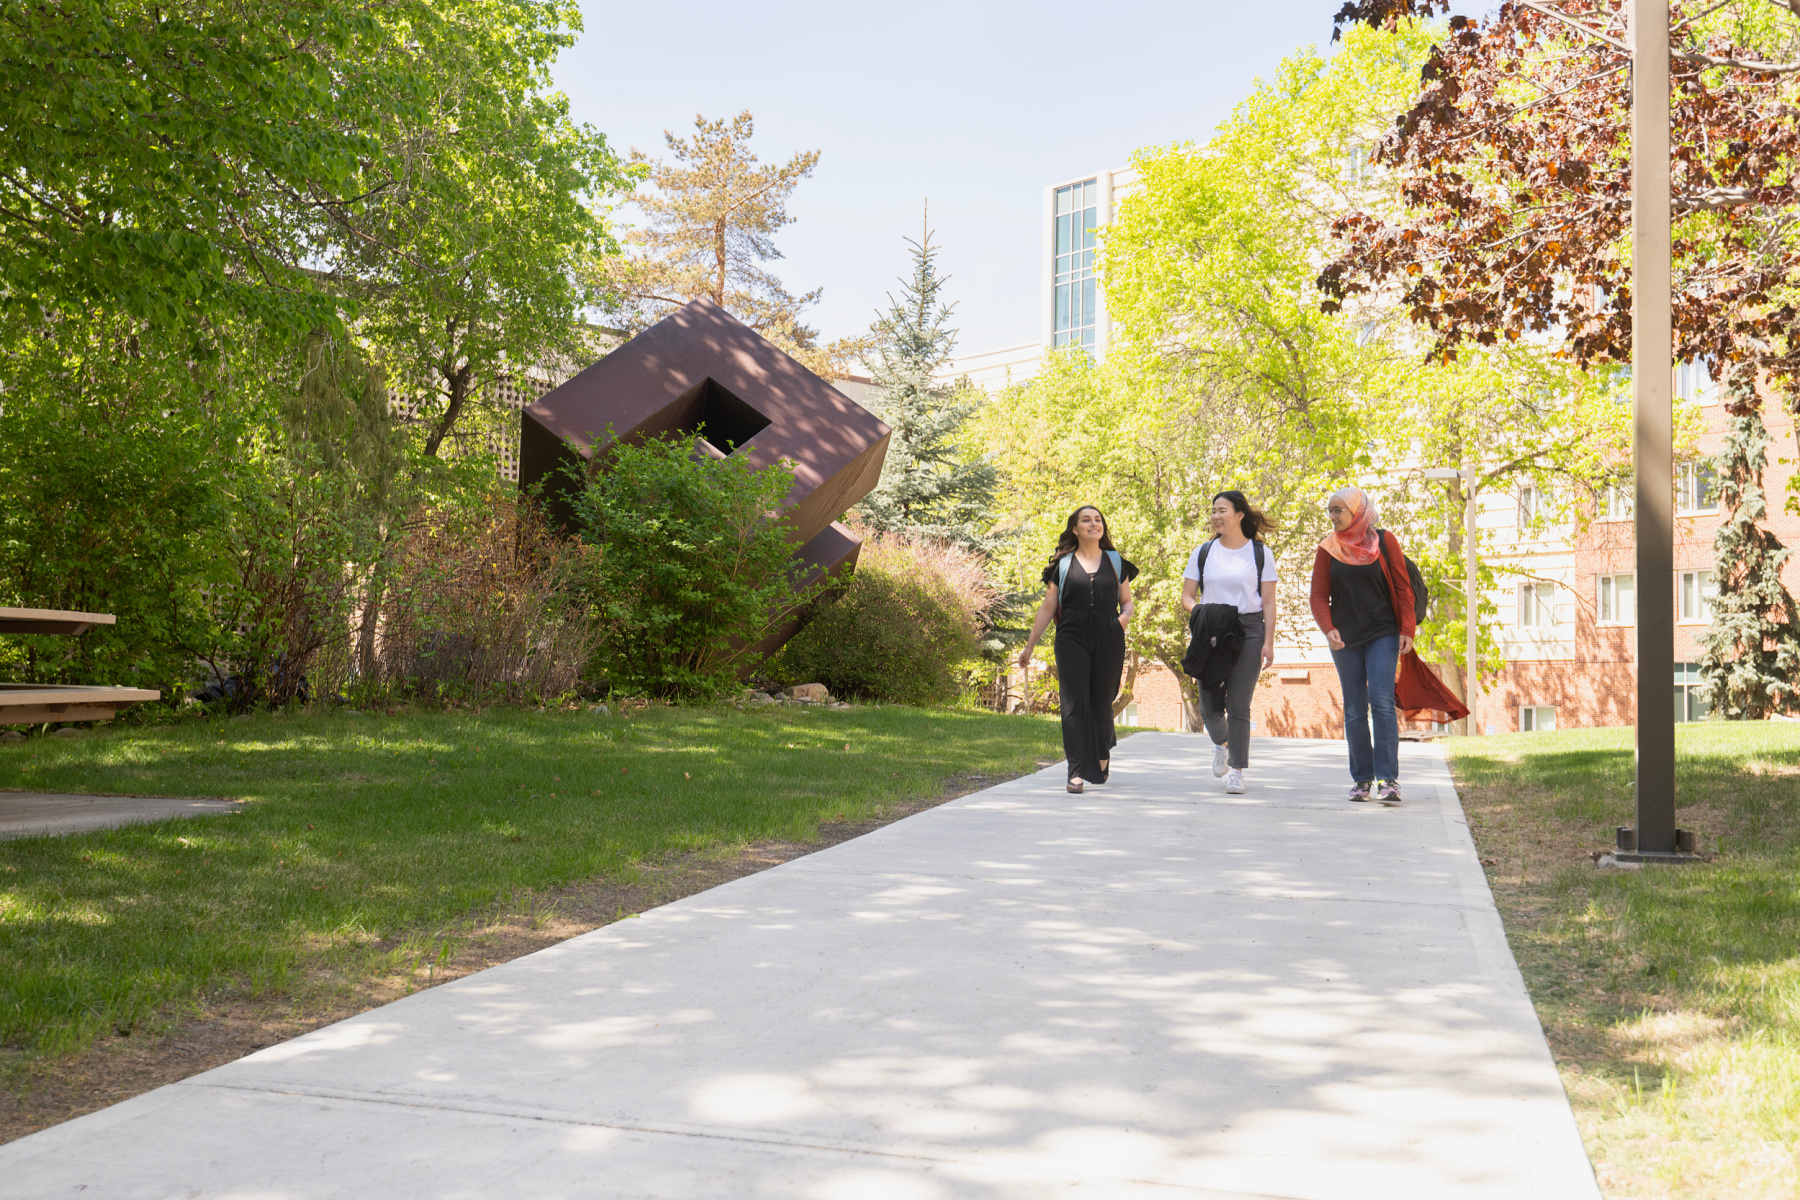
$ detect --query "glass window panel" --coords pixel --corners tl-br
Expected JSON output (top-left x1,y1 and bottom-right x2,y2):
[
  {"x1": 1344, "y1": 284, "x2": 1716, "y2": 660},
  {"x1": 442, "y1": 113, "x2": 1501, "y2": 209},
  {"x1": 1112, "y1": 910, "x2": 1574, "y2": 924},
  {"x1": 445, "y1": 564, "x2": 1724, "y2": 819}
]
[
  {"x1": 1083, "y1": 277, "x2": 1096, "y2": 327},
  {"x1": 1673, "y1": 687, "x2": 1689, "y2": 722},
  {"x1": 1691, "y1": 687, "x2": 1711, "y2": 721},
  {"x1": 1083, "y1": 180, "x2": 1095, "y2": 207},
  {"x1": 1056, "y1": 186, "x2": 1071, "y2": 215},
  {"x1": 1056, "y1": 214, "x2": 1070, "y2": 255},
  {"x1": 1617, "y1": 575, "x2": 1634, "y2": 623},
  {"x1": 1083, "y1": 211, "x2": 1097, "y2": 249},
  {"x1": 1055, "y1": 283, "x2": 1070, "y2": 332}
]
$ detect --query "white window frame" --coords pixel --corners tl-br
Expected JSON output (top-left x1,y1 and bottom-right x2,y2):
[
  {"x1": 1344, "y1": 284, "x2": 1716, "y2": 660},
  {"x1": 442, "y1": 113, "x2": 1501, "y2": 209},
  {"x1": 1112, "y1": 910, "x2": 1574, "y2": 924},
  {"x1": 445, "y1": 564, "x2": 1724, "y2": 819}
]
[
  {"x1": 1676, "y1": 360, "x2": 1715, "y2": 404},
  {"x1": 1676, "y1": 461, "x2": 1719, "y2": 514},
  {"x1": 1517, "y1": 483, "x2": 1541, "y2": 528},
  {"x1": 1520, "y1": 705, "x2": 1556, "y2": 732},
  {"x1": 1678, "y1": 569, "x2": 1717, "y2": 624},
  {"x1": 1596, "y1": 574, "x2": 1635, "y2": 626},
  {"x1": 1673, "y1": 663, "x2": 1712, "y2": 723},
  {"x1": 1597, "y1": 483, "x2": 1632, "y2": 522},
  {"x1": 1518, "y1": 582, "x2": 1557, "y2": 629}
]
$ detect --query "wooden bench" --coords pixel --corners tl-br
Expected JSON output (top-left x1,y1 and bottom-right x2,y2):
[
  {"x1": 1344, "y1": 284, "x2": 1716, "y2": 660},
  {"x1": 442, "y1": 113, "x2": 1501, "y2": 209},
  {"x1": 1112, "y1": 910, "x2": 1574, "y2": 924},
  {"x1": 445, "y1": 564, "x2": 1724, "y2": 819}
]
[{"x1": 0, "y1": 608, "x2": 162, "y2": 725}]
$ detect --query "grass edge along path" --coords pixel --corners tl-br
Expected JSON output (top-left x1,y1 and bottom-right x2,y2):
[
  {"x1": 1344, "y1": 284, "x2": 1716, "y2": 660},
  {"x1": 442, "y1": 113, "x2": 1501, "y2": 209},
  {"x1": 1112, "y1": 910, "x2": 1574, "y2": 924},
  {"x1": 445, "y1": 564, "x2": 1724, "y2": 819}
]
[
  {"x1": 0, "y1": 702, "x2": 1063, "y2": 1143},
  {"x1": 1447, "y1": 723, "x2": 1800, "y2": 1199}
]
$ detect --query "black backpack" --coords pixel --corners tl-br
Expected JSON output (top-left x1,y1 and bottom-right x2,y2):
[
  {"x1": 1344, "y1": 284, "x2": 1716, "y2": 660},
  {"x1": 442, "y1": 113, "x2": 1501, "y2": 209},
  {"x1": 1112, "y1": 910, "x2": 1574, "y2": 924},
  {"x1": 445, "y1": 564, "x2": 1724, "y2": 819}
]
[{"x1": 1376, "y1": 530, "x2": 1429, "y2": 623}]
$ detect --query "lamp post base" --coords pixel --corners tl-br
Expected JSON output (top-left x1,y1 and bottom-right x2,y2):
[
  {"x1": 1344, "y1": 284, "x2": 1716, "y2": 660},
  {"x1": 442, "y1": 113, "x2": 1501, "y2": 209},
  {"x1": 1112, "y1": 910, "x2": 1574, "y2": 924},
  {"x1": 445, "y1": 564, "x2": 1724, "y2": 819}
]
[
  {"x1": 1612, "y1": 826, "x2": 1703, "y2": 863},
  {"x1": 1608, "y1": 850, "x2": 1707, "y2": 865}
]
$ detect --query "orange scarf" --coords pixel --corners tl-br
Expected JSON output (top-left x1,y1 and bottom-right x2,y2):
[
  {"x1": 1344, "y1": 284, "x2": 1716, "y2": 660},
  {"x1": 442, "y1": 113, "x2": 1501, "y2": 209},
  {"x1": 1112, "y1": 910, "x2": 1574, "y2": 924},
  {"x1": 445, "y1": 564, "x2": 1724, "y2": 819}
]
[{"x1": 1319, "y1": 486, "x2": 1381, "y2": 565}]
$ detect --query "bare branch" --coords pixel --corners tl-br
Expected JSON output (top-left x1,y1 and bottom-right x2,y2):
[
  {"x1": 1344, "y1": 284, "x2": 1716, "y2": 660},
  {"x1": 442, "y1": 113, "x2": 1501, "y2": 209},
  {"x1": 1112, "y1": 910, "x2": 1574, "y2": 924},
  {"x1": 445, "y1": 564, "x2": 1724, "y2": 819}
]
[{"x1": 1515, "y1": 1, "x2": 1629, "y2": 52}]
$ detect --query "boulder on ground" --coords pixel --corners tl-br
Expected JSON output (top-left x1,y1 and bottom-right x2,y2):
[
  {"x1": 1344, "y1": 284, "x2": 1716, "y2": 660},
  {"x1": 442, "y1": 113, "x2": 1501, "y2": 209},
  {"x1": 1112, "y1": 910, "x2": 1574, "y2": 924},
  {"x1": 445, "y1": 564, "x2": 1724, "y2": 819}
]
[{"x1": 788, "y1": 683, "x2": 830, "y2": 703}]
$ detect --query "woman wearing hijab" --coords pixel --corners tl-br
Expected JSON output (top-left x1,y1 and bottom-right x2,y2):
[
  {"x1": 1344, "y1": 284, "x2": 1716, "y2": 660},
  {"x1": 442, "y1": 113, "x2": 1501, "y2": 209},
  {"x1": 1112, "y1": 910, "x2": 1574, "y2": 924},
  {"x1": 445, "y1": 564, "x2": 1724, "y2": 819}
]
[
  {"x1": 1018, "y1": 505, "x2": 1138, "y2": 793},
  {"x1": 1310, "y1": 487, "x2": 1415, "y2": 805}
]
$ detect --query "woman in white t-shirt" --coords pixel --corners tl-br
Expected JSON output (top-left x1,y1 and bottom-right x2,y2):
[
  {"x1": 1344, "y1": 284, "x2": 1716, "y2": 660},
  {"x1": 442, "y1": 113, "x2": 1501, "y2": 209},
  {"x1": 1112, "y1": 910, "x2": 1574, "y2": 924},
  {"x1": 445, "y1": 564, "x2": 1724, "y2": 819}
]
[{"x1": 1180, "y1": 490, "x2": 1278, "y2": 793}]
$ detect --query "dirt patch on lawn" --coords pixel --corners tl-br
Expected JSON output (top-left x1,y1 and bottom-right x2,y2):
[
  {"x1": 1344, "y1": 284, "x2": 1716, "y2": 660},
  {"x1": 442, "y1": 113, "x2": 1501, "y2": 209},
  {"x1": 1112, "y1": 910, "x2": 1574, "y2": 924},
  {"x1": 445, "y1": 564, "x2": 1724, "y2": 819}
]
[{"x1": 0, "y1": 767, "x2": 1045, "y2": 1146}]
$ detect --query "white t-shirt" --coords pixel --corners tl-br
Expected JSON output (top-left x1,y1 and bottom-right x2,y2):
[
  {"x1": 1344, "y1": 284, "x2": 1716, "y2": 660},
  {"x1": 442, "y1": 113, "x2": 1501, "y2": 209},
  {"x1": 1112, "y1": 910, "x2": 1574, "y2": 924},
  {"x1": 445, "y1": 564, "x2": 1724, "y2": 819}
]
[{"x1": 1183, "y1": 540, "x2": 1278, "y2": 614}]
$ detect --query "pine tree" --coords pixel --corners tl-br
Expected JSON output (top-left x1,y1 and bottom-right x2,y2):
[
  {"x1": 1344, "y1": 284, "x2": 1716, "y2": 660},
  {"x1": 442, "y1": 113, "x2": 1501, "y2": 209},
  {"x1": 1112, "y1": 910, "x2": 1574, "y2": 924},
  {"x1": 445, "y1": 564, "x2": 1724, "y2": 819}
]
[
  {"x1": 599, "y1": 111, "x2": 869, "y2": 377},
  {"x1": 1699, "y1": 379, "x2": 1800, "y2": 719},
  {"x1": 856, "y1": 216, "x2": 997, "y2": 549}
]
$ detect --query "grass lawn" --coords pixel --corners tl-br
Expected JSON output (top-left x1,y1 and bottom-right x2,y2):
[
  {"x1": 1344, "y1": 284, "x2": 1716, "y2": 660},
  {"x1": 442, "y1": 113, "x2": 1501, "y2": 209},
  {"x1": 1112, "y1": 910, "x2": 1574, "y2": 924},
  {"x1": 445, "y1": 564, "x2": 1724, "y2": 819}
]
[
  {"x1": 0, "y1": 702, "x2": 1061, "y2": 1068},
  {"x1": 1447, "y1": 723, "x2": 1800, "y2": 1199}
]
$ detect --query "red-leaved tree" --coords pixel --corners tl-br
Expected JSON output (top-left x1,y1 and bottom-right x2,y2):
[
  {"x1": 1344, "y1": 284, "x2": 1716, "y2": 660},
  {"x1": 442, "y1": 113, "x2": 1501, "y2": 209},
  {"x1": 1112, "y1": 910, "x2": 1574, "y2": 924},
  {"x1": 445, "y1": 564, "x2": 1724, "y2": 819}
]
[{"x1": 1325, "y1": 0, "x2": 1800, "y2": 714}]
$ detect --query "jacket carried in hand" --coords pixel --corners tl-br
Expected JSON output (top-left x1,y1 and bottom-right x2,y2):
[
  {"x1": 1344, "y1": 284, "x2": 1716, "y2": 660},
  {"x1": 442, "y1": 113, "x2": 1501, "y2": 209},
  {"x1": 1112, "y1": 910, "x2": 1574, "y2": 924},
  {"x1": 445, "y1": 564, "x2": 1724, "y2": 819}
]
[{"x1": 1181, "y1": 602, "x2": 1246, "y2": 715}]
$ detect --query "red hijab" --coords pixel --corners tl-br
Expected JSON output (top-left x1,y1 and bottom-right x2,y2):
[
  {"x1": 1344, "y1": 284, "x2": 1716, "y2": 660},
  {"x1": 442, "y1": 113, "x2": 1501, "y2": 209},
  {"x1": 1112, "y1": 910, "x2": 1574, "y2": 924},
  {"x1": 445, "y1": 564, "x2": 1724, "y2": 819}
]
[{"x1": 1319, "y1": 486, "x2": 1381, "y2": 565}]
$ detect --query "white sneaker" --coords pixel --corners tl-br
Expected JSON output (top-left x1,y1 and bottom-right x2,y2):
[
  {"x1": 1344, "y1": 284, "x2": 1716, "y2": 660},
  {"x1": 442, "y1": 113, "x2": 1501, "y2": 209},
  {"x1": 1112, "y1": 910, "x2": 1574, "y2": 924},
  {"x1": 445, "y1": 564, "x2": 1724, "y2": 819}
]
[
  {"x1": 1225, "y1": 768, "x2": 1245, "y2": 794},
  {"x1": 1212, "y1": 743, "x2": 1229, "y2": 778}
]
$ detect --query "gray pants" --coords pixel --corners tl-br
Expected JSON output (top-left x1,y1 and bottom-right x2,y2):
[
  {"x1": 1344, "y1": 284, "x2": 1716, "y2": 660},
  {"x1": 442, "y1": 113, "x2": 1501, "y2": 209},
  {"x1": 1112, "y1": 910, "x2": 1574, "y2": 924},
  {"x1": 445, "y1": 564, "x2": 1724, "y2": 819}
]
[{"x1": 1199, "y1": 611, "x2": 1263, "y2": 770}]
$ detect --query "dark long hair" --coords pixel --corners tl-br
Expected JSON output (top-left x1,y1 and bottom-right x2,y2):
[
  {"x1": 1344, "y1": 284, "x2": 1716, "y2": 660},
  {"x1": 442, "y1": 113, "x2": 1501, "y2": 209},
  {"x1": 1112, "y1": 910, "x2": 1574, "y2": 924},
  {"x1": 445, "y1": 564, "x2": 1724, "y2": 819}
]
[
  {"x1": 1049, "y1": 504, "x2": 1118, "y2": 564},
  {"x1": 1212, "y1": 490, "x2": 1275, "y2": 541}
]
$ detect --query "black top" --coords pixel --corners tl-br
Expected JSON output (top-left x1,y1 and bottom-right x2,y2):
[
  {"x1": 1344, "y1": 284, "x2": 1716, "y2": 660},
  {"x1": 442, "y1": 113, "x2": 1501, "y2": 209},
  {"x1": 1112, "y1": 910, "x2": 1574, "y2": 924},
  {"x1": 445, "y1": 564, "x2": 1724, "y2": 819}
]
[
  {"x1": 1327, "y1": 556, "x2": 1399, "y2": 648},
  {"x1": 1044, "y1": 552, "x2": 1140, "y2": 621}
]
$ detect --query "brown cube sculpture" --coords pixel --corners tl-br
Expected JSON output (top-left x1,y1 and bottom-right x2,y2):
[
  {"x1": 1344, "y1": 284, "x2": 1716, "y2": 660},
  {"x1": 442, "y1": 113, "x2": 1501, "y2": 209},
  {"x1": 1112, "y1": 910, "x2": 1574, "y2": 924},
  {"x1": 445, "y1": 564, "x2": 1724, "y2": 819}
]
[{"x1": 520, "y1": 299, "x2": 890, "y2": 655}]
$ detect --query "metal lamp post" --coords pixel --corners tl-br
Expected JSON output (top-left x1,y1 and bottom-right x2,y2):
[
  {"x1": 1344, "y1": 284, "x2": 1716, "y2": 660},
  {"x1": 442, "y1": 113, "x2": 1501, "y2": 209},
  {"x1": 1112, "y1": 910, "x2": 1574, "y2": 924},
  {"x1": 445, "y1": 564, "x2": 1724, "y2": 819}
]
[
  {"x1": 1623, "y1": 0, "x2": 1696, "y2": 861},
  {"x1": 1424, "y1": 466, "x2": 1479, "y2": 733}
]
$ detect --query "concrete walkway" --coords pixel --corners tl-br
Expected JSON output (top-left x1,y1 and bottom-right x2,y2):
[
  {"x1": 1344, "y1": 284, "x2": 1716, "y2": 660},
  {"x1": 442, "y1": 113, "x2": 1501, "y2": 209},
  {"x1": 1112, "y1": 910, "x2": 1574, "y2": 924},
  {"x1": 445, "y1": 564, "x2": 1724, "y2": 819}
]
[
  {"x1": 0, "y1": 791, "x2": 240, "y2": 840},
  {"x1": 0, "y1": 734, "x2": 1598, "y2": 1199}
]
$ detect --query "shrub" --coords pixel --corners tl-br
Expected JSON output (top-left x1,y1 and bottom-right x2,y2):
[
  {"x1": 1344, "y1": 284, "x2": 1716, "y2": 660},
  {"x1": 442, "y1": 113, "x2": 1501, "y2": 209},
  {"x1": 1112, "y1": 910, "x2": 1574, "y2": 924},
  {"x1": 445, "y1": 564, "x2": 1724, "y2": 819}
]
[
  {"x1": 779, "y1": 533, "x2": 995, "y2": 705},
  {"x1": 570, "y1": 433, "x2": 808, "y2": 698},
  {"x1": 309, "y1": 496, "x2": 596, "y2": 705}
]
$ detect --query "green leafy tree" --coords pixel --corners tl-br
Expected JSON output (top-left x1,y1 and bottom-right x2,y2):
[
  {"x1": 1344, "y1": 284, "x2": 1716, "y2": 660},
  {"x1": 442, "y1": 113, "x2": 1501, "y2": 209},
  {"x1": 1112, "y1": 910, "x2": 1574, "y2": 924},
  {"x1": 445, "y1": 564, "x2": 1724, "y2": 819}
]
[
  {"x1": 339, "y1": 1, "x2": 635, "y2": 459},
  {"x1": 856, "y1": 220, "x2": 997, "y2": 549},
  {"x1": 0, "y1": 310, "x2": 240, "y2": 693},
  {"x1": 0, "y1": 0, "x2": 414, "y2": 333},
  {"x1": 1700, "y1": 379, "x2": 1800, "y2": 718},
  {"x1": 571, "y1": 434, "x2": 813, "y2": 698},
  {"x1": 1088, "y1": 24, "x2": 1635, "y2": 721}
]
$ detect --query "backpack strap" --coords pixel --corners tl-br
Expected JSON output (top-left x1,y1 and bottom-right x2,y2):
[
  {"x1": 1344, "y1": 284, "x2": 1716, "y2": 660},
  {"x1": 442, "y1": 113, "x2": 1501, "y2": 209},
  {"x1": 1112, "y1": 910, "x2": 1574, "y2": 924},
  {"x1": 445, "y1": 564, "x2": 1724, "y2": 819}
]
[
  {"x1": 1196, "y1": 539, "x2": 1266, "y2": 597},
  {"x1": 1058, "y1": 549, "x2": 1123, "y2": 592},
  {"x1": 1374, "y1": 529, "x2": 1406, "y2": 625}
]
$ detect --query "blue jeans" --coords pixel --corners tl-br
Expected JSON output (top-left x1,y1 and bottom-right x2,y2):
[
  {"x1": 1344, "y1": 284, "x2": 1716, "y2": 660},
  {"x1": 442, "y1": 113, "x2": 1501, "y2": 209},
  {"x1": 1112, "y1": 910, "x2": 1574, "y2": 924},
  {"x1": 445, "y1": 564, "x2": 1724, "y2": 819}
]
[{"x1": 1331, "y1": 633, "x2": 1400, "y2": 783}]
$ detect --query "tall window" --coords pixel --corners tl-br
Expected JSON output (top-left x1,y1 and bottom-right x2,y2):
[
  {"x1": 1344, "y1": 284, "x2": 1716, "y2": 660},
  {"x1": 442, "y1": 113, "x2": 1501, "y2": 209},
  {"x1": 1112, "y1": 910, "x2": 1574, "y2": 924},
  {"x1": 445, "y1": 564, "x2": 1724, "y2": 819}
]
[
  {"x1": 1598, "y1": 482, "x2": 1631, "y2": 521},
  {"x1": 1518, "y1": 582, "x2": 1557, "y2": 629},
  {"x1": 1679, "y1": 569, "x2": 1717, "y2": 623},
  {"x1": 1053, "y1": 180, "x2": 1099, "y2": 351},
  {"x1": 1676, "y1": 461, "x2": 1719, "y2": 513},
  {"x1": 1674, "y1": 662, "x2": 1711, "y2": 722},
  {"x1": 1597, "y1": 574, "x2": 1635, "y2": 625},
  {"x1": 1676, "y1": 359, "x2": 1715, "y2": 403}
]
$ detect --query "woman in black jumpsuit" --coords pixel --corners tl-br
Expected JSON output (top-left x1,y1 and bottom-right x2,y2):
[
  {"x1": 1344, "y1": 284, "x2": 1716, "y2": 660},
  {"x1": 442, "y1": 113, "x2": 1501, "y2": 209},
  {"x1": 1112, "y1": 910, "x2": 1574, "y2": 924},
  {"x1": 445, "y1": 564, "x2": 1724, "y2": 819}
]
[{"x1": 1017, "y1": 506, "x2": 1138, "y2": 793}]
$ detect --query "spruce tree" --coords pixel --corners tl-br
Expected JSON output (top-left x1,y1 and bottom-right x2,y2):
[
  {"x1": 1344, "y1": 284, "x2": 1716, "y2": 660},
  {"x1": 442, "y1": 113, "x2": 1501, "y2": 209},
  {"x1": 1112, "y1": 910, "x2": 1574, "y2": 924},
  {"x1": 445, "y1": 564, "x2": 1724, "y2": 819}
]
[
  {"x1": 855, "y1": 216, "x2": 997, "y2": 549},
  {"x1": 1699, "y1": 379, "x2": 1800, "y2": 719}
]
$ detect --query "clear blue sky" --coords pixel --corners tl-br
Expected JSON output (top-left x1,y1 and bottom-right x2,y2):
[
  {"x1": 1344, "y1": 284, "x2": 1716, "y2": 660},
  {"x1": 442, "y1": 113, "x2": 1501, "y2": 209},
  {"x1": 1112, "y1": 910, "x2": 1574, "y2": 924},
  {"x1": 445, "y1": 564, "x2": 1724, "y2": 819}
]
[{"x1": 551, "y1": 1, "x2": 1467, "y2": 358}]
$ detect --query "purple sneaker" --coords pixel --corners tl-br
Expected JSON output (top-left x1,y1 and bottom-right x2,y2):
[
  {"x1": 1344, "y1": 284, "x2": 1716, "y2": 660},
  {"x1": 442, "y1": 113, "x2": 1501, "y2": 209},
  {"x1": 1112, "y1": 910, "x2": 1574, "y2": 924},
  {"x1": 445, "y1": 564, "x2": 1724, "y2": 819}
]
[
  {"x1": 1375, "y1": 780, "x2": 1403, "y2": 806},
  {"x1": 1347, "y1": 782, "x2": 1374, "y2": 803}
]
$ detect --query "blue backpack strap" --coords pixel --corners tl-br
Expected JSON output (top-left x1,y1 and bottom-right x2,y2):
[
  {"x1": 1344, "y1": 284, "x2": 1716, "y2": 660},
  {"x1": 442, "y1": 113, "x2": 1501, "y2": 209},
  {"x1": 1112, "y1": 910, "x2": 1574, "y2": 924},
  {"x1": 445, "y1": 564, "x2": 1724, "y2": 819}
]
[
  {"x1": 1057, "y1": 552, "x2": 1072, "y2": 592},
  {"x1": 1106, "y1": 549, "x2": 1122, "y2": 579}
]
